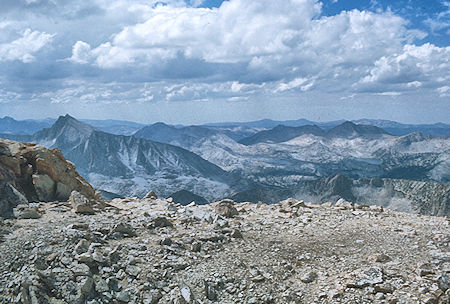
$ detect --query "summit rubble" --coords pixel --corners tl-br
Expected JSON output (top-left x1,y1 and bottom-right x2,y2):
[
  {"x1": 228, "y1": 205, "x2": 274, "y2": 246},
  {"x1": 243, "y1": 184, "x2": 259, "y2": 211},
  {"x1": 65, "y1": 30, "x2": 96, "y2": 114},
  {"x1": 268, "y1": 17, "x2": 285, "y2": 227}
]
[{"x1": 0, "y1": 196, "x2": 448, "y2": 304}]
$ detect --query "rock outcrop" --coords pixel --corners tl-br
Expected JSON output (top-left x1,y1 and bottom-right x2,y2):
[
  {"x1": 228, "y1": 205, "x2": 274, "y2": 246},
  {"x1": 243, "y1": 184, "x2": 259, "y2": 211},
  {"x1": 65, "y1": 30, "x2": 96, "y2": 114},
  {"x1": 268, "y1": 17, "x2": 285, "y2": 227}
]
[{"x1": 0, "y1": 139, "x2": 100, "y2": 217}]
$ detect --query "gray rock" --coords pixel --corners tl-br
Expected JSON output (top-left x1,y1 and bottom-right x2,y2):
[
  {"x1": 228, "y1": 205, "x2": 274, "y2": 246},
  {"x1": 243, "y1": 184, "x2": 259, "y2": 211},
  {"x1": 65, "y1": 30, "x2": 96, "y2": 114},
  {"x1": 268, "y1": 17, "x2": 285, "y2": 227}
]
[
  {"x1": 369, "y1": 253, "x2": 392, "y2": 263},
  {"x1": 13, "y1": 204, "x2": 42, "y2": 219},
  {"x1": 437, "y1": 272, "x2": 448, "y2": 291},
  {"x1": 94, "y1": 276, "x2": 109, "y2": 293},
  {"x1": 32, "y1": 174, "x2": 55, "y2": 202},
  {"x1": 160, "y1": 237, "x2": 173, "y2": 246},
  {"x1": 113, "y1": 222, "x2": 137, "y2": 237},
  {"x1": 79, "y1": 276, "x2": 94, "y2": 295},
  {"x1": 116, "y1": 290, "x2": 131, "y2": 302},
  {"x1": 300, "y1": 271, "x2": 318, "y2": 283},
  {"x1": 55, "y1": 182, "x2": 72, "y2": 201},
  {"x1": 214, "y1": 200, "x2": 238, "y2": 218},
  {"x1": 374, "y1": 283, "x2": 394, "y2": 294},
  {"x1": 125, "y1": 265, "x2": 141, "y2": 277},
  {"x1": 230, "y1": 229, "x2": 243, "y2": 239},
  {"x1": 192, "y1": 207, "x2": 213, "y2": 223},
  {"x1": 152, "y1": 217, "x2": 173, "y2": 228},
  {"x1": 74, "y1": 239, "x2": 90, "y2": 255},
  {"x1": 180, "y1": 284, "x2": 193, "y2": 303},
  {"x1": 204, "y1": 281, "x2": 218, "y2": 300},
  {"x1": 348, "y1": 267, "x2": 383, "y2": 288},
  {"x1": 70, "y1": 191, "x2": 95, "y2": 214},
  {"x1": 191, "y1": 242, "x2": 201, "y2": 252},
  {"x1": 0, "y1": 182, "x2": 28, "y2": 218},
  {"x1": 144, "y1": 190, "x2": 158, "y2": 199},
  {"x1": 143, "y1": 291, "x2": 163, "y2": 304},
  {"x1": 71, "y1": 263, "x2": 91, "y2": 277}
]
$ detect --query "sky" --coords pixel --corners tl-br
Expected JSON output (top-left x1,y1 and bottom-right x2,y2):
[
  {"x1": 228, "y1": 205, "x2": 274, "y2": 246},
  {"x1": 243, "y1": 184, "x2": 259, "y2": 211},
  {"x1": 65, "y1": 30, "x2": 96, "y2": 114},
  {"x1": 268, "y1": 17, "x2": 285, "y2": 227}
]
[{"x1": 0, "y1": 0, "x2": 449, "y2": 124}]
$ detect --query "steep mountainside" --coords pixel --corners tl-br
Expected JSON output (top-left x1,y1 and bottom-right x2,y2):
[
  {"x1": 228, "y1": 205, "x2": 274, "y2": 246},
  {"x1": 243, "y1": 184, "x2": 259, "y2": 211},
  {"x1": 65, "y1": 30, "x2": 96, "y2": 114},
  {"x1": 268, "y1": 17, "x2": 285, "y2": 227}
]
[
  {"x1": 26, "y1": 115, "x2": 238, "y2": 199},
  {"x1": 2, "y1": 116, "x2": 448, "y2": 214}
]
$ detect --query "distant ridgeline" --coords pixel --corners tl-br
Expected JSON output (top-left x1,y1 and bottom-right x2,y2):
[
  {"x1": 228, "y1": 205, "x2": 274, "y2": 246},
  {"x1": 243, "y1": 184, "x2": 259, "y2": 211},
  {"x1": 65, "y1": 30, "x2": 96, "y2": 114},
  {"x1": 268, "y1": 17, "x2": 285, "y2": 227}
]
[{"x1": 0, "y1": 115, "x2": 449, "y2": 216}]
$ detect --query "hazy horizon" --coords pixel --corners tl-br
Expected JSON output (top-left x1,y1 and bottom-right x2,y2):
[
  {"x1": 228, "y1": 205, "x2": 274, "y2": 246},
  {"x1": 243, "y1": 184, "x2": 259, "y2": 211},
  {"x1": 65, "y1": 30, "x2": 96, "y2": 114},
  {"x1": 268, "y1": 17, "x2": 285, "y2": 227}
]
[{"x1": 2, "y1": 112, "x2": 450, "y2": 126}]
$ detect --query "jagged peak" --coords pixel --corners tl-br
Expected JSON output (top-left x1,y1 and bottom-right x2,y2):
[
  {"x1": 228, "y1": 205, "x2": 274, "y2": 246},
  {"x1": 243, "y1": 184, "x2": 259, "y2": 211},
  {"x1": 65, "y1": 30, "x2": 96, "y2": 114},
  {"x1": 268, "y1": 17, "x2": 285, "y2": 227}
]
[{"x1": 35, "y1": 114, "x2": 95, "y2": 140}]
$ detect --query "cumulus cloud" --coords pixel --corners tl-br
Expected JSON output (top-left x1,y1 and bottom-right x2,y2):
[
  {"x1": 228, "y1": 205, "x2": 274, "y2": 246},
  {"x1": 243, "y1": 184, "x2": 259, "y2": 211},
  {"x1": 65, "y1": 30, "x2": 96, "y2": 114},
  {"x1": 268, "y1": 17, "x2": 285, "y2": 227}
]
[
  {"x1": 0, "y1": 0, "x2": 449, "y2": 123},
  {"x1": 70, "y1": 41, "x2": 92, "y2": 64},
  {"x1": 360, "y1": 43, "x2": 450, "y2": 92},
  {"x1": 73, "y1": 0, "x2": 323, "y2": 67},
  {"x1": 275, "y1": 78, "x2": 312, "y2": 92},
  {"x1": 67, "y1": 0, "x2": 446, "y2": 97},
  {"x1": 0, "y1": 29, "x2": 53, "y2": 63}
]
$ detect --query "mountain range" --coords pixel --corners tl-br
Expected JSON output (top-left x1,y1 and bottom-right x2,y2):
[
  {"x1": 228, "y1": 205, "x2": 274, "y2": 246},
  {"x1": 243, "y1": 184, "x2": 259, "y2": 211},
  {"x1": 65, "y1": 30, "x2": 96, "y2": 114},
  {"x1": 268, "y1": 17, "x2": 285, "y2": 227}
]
[
  {"x1": 0, "y1": 115, "x2": 449, "y2": 215},
  {"x1": 4, "y1": 115, "x2": 243, "y2": 200},
  {"x1": 2, "y1": 116, "x2": 450, "y2": 137}
]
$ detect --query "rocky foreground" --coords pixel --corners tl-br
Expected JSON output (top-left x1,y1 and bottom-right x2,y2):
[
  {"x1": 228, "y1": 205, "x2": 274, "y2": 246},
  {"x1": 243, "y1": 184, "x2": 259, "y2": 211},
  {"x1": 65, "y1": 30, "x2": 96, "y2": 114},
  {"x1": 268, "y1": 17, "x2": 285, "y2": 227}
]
[{"x1": 0, "y1": 196, "x2": 448, "y2": 304}]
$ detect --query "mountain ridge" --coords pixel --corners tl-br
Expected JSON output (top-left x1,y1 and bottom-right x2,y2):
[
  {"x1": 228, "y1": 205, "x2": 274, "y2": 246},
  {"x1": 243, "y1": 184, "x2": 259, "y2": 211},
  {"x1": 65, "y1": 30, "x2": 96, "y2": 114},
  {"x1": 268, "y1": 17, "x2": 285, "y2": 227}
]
[{"x1": 6, "y1": 115, "x2": 241, "y2": 200}]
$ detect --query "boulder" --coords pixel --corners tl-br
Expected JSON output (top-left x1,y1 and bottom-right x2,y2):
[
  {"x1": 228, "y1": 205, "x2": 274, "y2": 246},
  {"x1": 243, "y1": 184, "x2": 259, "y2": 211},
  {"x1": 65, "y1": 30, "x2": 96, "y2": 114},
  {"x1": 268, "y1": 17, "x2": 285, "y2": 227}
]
[
  {"x1": 151, "y1": 216, "x2": 173, "y2": 228},
  {"x1": 113, "y1": 222, "x2": 137, "y2": 237},
  {"x1": 144, "y1": 190, "x2": 158, "y2": 200},
  {"x1": 70, "y1": 191, "x2": 95, "y2": 214},
  {"x1": 32, "y1": 174, "x2": 55, "y2": 201},
  {"x1": 214, "y1": 199, "x2": 238, "y2": 218},
  {"x1": 0, "y1": 181, "x2": 28, "y2": 218},
  {"x1": 0, "y1": 139, "x2": 100, "y2": 217}
]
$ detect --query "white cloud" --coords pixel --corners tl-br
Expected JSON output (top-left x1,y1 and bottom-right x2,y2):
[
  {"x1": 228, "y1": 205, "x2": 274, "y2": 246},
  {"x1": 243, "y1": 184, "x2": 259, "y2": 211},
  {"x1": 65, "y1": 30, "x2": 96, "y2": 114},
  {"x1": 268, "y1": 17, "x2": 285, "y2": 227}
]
[
  {"x1": 360, "y1": 43, "x2": 450, "y2": 91},
  {"x1": 74, "y1": 0, "x2": 323, "y2": 67},
  {"x1": 0, "y1": 0, "x2": 448, "y2": 122},
  {"x1": 66, "y1": 0, "x2": 446, "y2": 97},
  {"x1": 276, "y1": 78, "x2": 309, "y2": 92},
  {"x1": 70, "y1": 41, "x2": 92, "y2": 64},
  {"x1": 0, "y1": 29, "x2": 54, "y2": 63},
  {"x1": 437, "y1": 85, "x2": 450, "y2": 97},
  {"x1": 376, "y1": 91, "x2": 402, "y2": 96}
]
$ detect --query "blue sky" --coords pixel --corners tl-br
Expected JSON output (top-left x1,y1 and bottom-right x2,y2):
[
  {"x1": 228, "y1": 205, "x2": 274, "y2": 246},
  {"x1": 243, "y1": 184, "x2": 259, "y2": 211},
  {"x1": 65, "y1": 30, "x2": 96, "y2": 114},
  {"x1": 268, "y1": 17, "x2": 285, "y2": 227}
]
[{"x1": 0, "y1": 0, "x2": 448, "y2": 124}]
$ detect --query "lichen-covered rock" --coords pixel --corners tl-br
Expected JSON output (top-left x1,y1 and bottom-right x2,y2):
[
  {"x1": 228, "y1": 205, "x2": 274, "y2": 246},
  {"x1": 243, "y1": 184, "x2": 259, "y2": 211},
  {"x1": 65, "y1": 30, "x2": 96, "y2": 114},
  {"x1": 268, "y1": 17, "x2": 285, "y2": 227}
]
[{"x1": 0, "y1": 139, "x2": 100, "y2": 217}]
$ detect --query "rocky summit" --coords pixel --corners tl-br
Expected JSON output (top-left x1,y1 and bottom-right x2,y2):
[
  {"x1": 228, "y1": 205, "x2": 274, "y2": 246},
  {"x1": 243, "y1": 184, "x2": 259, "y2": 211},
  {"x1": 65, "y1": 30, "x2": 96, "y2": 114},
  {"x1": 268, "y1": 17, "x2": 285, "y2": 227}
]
[{"x1": 0, "y1": 196, "x2": 448, "y2": 304}]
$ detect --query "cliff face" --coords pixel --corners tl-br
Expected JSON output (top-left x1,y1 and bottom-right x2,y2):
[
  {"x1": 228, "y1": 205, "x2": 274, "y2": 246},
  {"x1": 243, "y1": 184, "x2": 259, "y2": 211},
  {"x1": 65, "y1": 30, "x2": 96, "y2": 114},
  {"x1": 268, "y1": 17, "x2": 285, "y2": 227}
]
[{"x1": 0, "y1": 139, "x2": 99, "y2": 217}]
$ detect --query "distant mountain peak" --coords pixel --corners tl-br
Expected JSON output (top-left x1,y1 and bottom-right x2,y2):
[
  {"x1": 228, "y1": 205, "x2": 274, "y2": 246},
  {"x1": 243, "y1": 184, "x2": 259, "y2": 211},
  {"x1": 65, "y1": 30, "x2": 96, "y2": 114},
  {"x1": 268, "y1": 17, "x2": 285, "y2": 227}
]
[
  {"x1": 34, "y1": 114, "x2": 95, "y2": 144},
  {"x1": 2, "y1": 116, "x2": 16, "y2": 121},
  {"x1": 326, "y1": 121, "x2": 389, "y2": 138},
  {"x1": 53, "y1": 114, "x2": 94, "y2": 131},
  {"x1": 238, "y1": 124, "x2": 326, "y2": 145}
]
